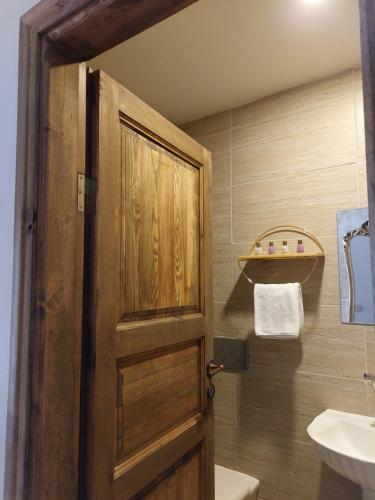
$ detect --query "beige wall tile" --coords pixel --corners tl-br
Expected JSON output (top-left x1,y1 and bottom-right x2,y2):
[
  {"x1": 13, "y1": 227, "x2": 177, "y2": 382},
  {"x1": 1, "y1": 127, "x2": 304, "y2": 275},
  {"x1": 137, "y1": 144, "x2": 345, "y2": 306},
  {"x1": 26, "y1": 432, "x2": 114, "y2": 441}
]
[
  {"x1": 231, "y1": 242, "x2": 256, "y2": 306},
  {"x1": 237, "y1": 433, "x2": 361, "y2": 500},
  {"x1": 232, "y1": 164, "x2": 359, "y2": 243},
  {"x1": 299, "y1": 305, "x2": 366, "y2": 379},
  {"x1": 237, "y1": 368, "x2": 368, "y2": 444},
  {"x1": 213, "y1": 244, "x2": 233, "y2": 302},
  {"x1": 232, "y1": 71, "x2": 354, "y2": 128},
  {"x1": 297, "y1": 331, "x2": 365, "y2": 379},
  {"x1": 232, "y1": 117, "x2": 356, "y2": 186},
  {"x1": 244, "y1": 328, "x2": 366, "y2": 381},
  {"x1": 181, "y1": 112, "x2": 232, "y2": 192},
  {"x1": 366, "y1": 326, "x2": 375, "y2": 374},
  {"x1": 213, "y1": 188, "x2": 231, "y2": 244},
  {"x1": 213, "y1": 302, "x2": 234, "y2": 337},
  {"x1": 355, "y1": 68, "x2": 366, "y2": 160},
  {"x1": 358, "y1": 159, "x2": 369, "y2": 207},
  {"x1": 197, "y1": 130, "x2": 230, "y2": 155},
  {"x1": 215, "y1": 421, "x2": 237, "y2": 469},
  {"x1": 214, "y1": 372, "x2": 237, "y2": 425},
  {"x1": 366, "y1": 347, "x2": 375, "y2": 413},
  {"x1": 232, "y1": 71, "x2": 356, "y2": 185},
  {"x1": 232, "y1": 302, "x2": 253, "y2": 337},
  {"x1": 181, "y1": 110, "x2": 231, "y2": 138},
  {"x1": 212, "y1": 153, "x2": 231, "y2": 190},
  {"x1": 302, "y1": 236, "x2": 340, "y2": 307},
  {"x1": 367, "y1": 383, "x2": 375, "y2": 415}
]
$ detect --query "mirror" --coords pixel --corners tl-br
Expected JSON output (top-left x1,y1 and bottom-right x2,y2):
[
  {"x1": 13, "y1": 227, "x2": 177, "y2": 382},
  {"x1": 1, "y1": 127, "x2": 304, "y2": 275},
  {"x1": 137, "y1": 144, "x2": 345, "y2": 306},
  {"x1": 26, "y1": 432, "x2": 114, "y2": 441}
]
[{"x1": 337, "y1": 208, "x2": 374, "y2": 325}]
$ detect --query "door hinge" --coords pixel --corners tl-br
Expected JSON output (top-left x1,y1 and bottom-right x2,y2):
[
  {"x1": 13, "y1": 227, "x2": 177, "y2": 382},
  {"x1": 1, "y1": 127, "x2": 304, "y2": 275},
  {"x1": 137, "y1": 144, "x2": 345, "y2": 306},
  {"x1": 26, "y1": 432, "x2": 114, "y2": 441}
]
[{"x1": 77, "y1": 173, "x2": 96, "y2": 214}]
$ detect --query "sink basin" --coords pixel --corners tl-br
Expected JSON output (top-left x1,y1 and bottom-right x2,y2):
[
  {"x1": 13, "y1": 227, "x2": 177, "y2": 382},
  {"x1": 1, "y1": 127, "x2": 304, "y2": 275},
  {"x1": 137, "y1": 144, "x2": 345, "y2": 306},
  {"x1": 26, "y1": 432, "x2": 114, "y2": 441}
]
[{"x1": 307, "y1": 410, "x2": 375, "y2": 500}]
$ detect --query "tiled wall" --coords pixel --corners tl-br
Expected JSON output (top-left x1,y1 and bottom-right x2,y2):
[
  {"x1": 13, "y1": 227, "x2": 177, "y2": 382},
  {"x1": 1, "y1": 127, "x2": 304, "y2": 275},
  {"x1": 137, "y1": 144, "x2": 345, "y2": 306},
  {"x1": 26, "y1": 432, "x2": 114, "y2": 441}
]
[{"x1": 182, "y1": 69, "x2": 375, "y2": 500}]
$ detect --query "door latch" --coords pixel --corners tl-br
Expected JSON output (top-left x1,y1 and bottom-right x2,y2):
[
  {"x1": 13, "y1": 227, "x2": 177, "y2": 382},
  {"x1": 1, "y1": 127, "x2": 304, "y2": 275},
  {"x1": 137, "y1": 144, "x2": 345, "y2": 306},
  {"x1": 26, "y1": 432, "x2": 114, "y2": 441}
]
[
  {"x1": 206, "y1": 362, "x2": 224, "y2": 400},
  {"x1": 207, "y1": 361, "x2": 224, "y2": 378}
]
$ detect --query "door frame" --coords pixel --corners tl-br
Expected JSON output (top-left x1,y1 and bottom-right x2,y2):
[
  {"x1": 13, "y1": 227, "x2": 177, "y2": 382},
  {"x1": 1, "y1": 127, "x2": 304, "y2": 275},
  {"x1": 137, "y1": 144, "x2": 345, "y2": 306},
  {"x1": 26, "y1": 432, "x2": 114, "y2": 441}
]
[
  {"x1": 6, "y1": 2, "x2": 198, "y2": 500},
  {"x1": 6, "y1": 0, "x2": 375, "y2": 499},
  {"x1": 360, "y1": 0, "x2": 375, "y2": 295}
]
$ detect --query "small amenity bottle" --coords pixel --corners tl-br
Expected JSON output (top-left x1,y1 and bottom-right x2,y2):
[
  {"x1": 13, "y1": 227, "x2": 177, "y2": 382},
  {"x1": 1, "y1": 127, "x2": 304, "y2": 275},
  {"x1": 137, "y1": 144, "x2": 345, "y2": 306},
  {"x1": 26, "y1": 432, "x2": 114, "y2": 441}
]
[
  {"x1": 268, "y1": 241, "x2": 275, "y2": 255},
  {"x1": 255, "y1": 242, "x2": 263, "y2": 255},
  {"x1": 282, "y1": 240, "x2": 289, "y2": 254},
  {"x1": 296, "y1": 239, "x2": 304, "y2": 253}
]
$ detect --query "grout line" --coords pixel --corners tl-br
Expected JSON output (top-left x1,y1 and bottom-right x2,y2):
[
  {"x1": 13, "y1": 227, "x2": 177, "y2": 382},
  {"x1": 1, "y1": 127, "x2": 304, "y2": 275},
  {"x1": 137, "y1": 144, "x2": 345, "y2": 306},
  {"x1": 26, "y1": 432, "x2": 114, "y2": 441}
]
[
  {"x1": 230, "y1": 161, "x2": 359, "y2": 189},
  {"x1": 234, "y1": 372, "x2": 238, "y2": 427},
  {"x1": 229, "y1": 109, "x2": 234, "y2": 247},
  {"x1": 363, "y1": 327, "x2": 369, "y2": 373},
  {"x1": 234, "y1": 369, "x2": 239, "y2": 467},
  {"x1": 363, "y1": 340, "x2": 372, "y2": 415},
  {"x1": 242, "y1": 366, "x2": 367, "y2": 384},
  {"x1": 352, "y1": 69, "x2": 362, "y2": 208},
  {"x1": 293, "y1": 438, "x2": 315, "y2": 447},
  {"x1": 230, "y1": 233, "x2": 339, "y2": 245},
  {"x1": 229, "y1": 111, "x2": 235, "y2": 299},
  {"x1": 364, "y1": 327, "x2": 368, "y2": 375},
  {"x1": 212, "y1": 186, "x2": 231, "y2": 194},
  {"x1": 294, "y1": 369, "x2": 367, "y2": 382}
]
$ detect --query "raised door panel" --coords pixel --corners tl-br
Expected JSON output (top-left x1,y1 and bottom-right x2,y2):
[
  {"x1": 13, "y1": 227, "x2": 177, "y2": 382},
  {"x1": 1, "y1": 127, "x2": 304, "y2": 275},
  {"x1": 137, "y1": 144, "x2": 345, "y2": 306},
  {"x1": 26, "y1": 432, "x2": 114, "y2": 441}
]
[
  {"x1": 121, "y1": 125, "x2": 200, "y2": 320},
  {"x1": 116, "y1": 340, "x2": 203, "y2": 469},
  {"x1": 141, "y1": 446, "x2": 202, "y2": 500}
]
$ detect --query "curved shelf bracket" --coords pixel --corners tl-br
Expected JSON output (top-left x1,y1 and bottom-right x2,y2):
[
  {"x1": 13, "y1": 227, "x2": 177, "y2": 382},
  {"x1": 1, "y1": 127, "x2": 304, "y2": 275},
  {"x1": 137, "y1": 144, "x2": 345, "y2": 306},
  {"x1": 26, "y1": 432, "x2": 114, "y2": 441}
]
[{"x1": 237, "y1": 225, "x2": 325, "y2": 286}]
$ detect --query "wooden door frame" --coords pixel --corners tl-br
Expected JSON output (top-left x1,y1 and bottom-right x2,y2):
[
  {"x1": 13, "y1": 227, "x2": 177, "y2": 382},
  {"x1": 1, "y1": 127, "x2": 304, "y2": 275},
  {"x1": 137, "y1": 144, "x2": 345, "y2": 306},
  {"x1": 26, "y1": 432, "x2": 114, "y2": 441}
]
[
  {"x1": 6, "y1": 2, "x2": 198, "y2": 500},
  {"x1": 360, "y1": 0, "x2": 375, "y2": 297}
]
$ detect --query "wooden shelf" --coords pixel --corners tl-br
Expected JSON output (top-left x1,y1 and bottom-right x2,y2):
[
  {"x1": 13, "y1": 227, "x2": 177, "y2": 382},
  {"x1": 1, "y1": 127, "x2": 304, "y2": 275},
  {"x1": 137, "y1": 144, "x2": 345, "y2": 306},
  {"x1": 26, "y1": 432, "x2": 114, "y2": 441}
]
[
  {"x1": 238, "y1": 252, "x2": 325, "y2": 262},
  {"x1": 237, "y1": 226, "x2": 325, "y2": 284}
]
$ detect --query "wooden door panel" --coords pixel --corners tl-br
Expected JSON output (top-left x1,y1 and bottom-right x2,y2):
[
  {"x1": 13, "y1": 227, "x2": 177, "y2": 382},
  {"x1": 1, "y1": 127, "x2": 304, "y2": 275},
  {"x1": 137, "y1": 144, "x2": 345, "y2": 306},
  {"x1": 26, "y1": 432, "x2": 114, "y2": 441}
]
[
  {"x1": 116, "y1": 314, "x2": 205, "y2": 358},
  {"x1": 116, "y1": 340, "x2": 203, "y2": 461},
  {"x1": 86, "y1": 70, "x2": 213, "y2": 500},
  {"x1": 114, "y1": 421, "x2": 207, "y2": 499},
  {"x1": 120, "y1": 126, "x2": 200, "y2": 320},
  {"x1": 141, "y1": 446, "x2": 202, "y2": 500}
]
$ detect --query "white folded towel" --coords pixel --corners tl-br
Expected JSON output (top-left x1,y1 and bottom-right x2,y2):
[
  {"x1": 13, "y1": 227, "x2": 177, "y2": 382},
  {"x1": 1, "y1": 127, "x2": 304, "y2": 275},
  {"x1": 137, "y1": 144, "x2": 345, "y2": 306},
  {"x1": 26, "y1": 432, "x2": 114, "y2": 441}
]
[{"x1": 254, "y1": 283, "x2": 304, "y2": 339}]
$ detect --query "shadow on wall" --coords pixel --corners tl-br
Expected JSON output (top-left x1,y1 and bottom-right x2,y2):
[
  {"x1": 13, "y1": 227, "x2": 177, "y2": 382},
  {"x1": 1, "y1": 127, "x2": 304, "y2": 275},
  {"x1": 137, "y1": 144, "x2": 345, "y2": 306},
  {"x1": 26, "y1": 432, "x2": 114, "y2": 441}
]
[
  {"x1": 318, "y1": 463, "x2": 361, "y2": 500},
  {"x1": 225, "y1": 258, "x2": 323, "y2": 456},
  {"x1": 218, "y1": 258, "x2": 360, "y2": 499}
]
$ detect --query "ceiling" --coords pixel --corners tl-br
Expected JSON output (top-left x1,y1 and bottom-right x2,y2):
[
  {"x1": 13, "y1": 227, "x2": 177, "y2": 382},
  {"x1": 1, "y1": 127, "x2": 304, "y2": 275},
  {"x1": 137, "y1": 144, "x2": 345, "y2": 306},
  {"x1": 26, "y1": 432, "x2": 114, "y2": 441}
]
[{"x1": 90, "y1": 0, "x2": 361, "y2": 125}]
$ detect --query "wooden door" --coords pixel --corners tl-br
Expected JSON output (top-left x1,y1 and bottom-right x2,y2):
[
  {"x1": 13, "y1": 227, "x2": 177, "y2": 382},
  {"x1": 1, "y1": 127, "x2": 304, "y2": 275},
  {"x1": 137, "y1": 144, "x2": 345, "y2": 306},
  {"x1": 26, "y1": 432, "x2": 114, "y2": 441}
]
[{"x1": 83, "y1": 70, "x2": 214, "y2": 500}]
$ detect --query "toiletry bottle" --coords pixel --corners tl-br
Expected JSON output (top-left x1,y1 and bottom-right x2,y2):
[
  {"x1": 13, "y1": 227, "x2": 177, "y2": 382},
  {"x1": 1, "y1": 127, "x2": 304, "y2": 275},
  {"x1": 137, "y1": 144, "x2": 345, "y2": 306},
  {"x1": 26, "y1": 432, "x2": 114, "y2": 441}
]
[
  {"x1": 297, "y1": 239, "x2": 304, "y2": 253},
  {"x1": 282, "y1": 240, "x2": 289, "y2": 254},
  {"x1": 255, "y1": 242, "x2": 263, "y2": 255},
  {"x1": 268, "y1": 241, "x2": 275, "y2": 255}
]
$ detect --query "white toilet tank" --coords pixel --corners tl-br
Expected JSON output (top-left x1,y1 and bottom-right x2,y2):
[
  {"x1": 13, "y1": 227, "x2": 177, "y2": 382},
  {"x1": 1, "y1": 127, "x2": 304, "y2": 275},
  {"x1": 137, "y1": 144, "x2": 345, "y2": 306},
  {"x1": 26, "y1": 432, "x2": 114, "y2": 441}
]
[{"x1": 215, "y1": 465, "x2": 259, "y2": 500}]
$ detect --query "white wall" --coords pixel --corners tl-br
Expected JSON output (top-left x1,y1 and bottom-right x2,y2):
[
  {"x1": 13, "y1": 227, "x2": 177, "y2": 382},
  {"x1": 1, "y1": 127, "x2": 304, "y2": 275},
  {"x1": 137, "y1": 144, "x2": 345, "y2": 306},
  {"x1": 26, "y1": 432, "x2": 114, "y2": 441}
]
[{"x1": 0, "y1": 1, "x2": 39, "y2": 497}]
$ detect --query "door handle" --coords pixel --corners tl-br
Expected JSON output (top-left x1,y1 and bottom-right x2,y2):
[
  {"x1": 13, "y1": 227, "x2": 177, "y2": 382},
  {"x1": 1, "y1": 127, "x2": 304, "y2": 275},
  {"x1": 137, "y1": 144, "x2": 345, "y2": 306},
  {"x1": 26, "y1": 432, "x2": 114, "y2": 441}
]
[{"x1": 207, "y1": 361, "x2": 224, "y2": 378}]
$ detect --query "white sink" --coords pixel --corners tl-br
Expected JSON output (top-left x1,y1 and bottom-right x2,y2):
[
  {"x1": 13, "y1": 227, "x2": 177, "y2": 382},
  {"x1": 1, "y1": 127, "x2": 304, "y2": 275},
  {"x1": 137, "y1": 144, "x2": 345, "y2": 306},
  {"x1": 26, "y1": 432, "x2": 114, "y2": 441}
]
[{"x1": 307, "y1": 410, "x2": 375, "y2": 500}]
